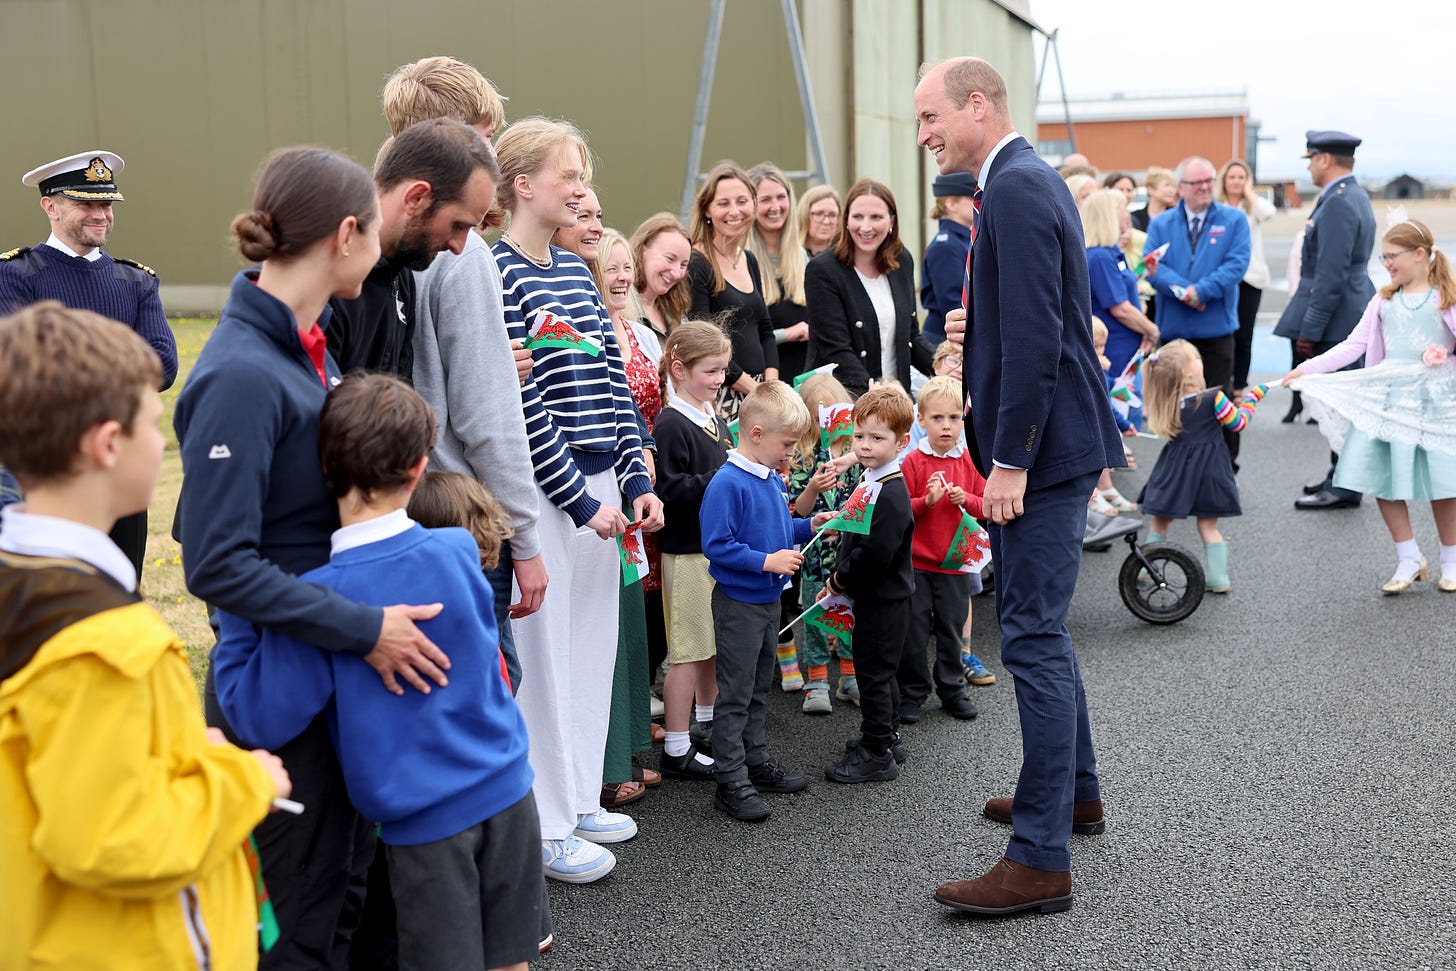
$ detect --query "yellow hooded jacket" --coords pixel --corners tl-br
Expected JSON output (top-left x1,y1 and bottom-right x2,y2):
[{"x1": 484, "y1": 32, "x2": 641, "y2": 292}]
[{"x1": 1, "y1": 553, "x2": 276, "y2": 970}]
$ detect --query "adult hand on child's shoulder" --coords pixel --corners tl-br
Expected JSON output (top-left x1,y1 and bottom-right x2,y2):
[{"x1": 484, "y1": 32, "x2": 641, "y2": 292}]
[{"x1": 369, "y1": 604, "x2": 451, "y2": 696}]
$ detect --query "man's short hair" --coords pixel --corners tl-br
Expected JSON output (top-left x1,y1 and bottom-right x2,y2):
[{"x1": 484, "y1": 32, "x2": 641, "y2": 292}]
[
  {"x1": 916, "y1": 375, "x2": 964, "y2": 415},
  {"x1": 928, "y1": 57, "x2": 1009, "y2": 117},
  {"x1": 318, "y1": 374, "x2": 438, "y2": 501},
  {"x1": 1174, "y1": 156, "x2": 1214, "y2": 183},
  {"x1": 738, "y1": 380, "x2": 813, "y2": 439},
  {"x1": 853, "y1": 385, "x2": 915, "y2": 438},
  {"x1": 0, "y1": 301, "x2": 160, "y2": 486},
  {"x1": 374, "y1": 117, "x2": 498, "y2": 209},
  {"x1": 382, "y1": 56, "x2": 507, "y2": 137},
  {"x1": 1329, "y1": 153, "x2": 1355, "y2": 169}
]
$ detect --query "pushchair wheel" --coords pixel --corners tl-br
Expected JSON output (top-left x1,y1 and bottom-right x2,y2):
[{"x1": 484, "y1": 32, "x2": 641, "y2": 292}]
[{"x1": 1118, "y1": 540, "x2": 1204, "y2": 624}]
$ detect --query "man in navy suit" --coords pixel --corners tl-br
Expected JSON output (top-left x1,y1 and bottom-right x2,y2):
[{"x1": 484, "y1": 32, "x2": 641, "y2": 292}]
[{"x1": 916, "y1": 57, "x2": 1126, "y2": 916}]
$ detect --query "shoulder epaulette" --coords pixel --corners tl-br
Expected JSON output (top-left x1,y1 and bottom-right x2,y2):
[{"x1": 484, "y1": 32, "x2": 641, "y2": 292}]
[
  {"x1": 114, "y1": 256, "x2": 157, "y2": 277},
  {"x1": 0, "y1": 246, "x2": 32, "y2": 262}
]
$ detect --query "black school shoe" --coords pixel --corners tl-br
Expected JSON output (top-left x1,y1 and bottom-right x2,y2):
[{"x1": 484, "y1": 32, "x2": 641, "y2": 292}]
[
  {"x1": 824, "y1": 738, "x2": 900, "y2": 784},
  {"x1": 898, "y1": 699, "x2": 923, "y2": 724},
  {"x1": 689, "y1": 720, "x2": 713, "y2": 754},
  {"x1": 748, "y1": 759, "x2": 810, "y2": 793},
  {"x1": 890, "y1": 732, "x2": 907, "y2": 765},
  {"x1": 714, "y1": 781, "x2": 771, "y2": 822},
  {"x1": 659, "y1": 745, "x2": 716, "y2": 780},
  {"x1": 942, "y1": 693, "x2": 979, "y2": 720}
]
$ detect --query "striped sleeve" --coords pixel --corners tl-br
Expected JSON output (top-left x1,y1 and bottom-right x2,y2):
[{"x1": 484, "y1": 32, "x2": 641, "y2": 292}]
[
  {"x1": 492, "y1": 246, "x2": 599, "y2": 526},
  {"x1": 1211, "y1": 384, "x2": 1266, "y2": 432}
]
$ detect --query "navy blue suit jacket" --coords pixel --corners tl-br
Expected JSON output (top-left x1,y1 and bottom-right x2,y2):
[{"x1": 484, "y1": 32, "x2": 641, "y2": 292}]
[{"x1": 964, "y1": 137, "x2": 1125, "y2": 489}]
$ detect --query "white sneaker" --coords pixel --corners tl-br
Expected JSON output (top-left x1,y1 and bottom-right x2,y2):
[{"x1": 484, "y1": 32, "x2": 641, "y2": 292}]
[
  {"x1": 573, "y1": 806, "x2": 638, "y2": 843},
  {"x1": 542, "y1": 836, "x2": 615, "y2": 883}
]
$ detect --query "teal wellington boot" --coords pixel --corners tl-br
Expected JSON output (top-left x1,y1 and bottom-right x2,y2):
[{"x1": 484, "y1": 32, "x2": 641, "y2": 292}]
[{"x1": 1204, "y1": 540, "x2": 1230, "y2": 593}]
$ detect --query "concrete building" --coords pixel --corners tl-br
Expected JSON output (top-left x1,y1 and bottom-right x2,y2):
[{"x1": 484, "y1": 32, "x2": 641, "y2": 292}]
[
  {"x1": 1036, "y1": 91, "x2": 1255, "y2": 179},
  {"x1": 0, "y1": 0, "x2": 1041, "y2": 311}
]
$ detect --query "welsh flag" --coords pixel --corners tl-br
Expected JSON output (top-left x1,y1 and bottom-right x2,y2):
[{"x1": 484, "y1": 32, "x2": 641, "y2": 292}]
[
  {"x1": 523, "y1": 309, "x2": 603, "y2": 357},
  {"x1": 1135, "y1": 241, "x2": 1169, "y2": 278},
  {"x1": 1109, "y1": 351, "x2": 1143, "y2": 417},
  {"x1": 818, "y1": 402, "x2": 854, "y2": 447},
  {"x1": 794, "y1": 362, "x2": 838, "y2": 389},
  {"x1": 245, "y1": 835, "x2": 281, "y2": 952},
  {"x1": 727, "y1": 417, "x2": 739, "y2": 445},
  {"x1": 831, "y1": 478, "x2": 881, "y2": 535},
  {"x1": 940, "y1": 509, "x2": 991, "y2": 574},
  {"x1": 804, "y1": 594, "x2": 854, "y2": 648},
  {"x1": 617, "y1": 522, "x2": 649, "y2": 586}
]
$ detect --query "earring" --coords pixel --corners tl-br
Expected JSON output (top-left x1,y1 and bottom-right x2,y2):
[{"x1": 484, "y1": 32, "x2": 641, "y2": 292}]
[{"x1": 343, "y1": 248, "x2": 350, "y2": 257}]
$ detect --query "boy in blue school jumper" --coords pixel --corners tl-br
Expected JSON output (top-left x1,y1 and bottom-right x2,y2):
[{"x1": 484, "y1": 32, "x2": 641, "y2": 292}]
[
  {"x1": 211, "y1": 373, "x2": 543, "y2": 971},
  {"x1": 700, "y1": 381, "x2": 834, "y2": 822},
  {"x1": 823, "y1": 387, "x2": 918, "y2": 784}
]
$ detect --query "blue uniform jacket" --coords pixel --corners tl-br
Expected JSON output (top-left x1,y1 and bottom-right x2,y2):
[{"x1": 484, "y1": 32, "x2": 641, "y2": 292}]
[
  {"x1": 174, "y1": 272, "x2": 382, "y2": 655},
  {"x1": 1273, "y1": 174, "x2": 1376, "y2": 347},
  {"x1": 963, "y1": 137, "x2": 1125, "y2": 489},
  {"x1": 1143, "y1": 201, "x2": 1250, "y2": 341}
]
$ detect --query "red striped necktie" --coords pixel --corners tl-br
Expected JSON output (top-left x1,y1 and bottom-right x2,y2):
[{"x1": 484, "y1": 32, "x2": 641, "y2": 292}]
[{"x1": 960, "y1": 188, "x2": 983, "y2": 307}]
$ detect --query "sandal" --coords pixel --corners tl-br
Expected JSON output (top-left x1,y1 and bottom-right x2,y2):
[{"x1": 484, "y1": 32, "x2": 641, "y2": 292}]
[
  {"x1": 1123, "y1": 447, "x2": 1138, "y2": 470},
  {"x1": 1088, "y1": 491, "x2": 1119, "y2": 517},
  {"x1": 600, "y1": 780, "x2": 647, "y2": 808},
  {"x1": 1099, "y1": 488, "x2": 1138, "y2": 513},
  {"x1": 651, "y1": 723, "x2": 666, "y2": 744},
  {"x1": 633, "y1": 764, "x2": 662, "y2": 788}
]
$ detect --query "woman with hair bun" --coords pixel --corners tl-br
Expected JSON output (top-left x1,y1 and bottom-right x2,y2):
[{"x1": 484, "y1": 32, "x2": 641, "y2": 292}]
[{"x1": 176, "y1": 146, "x2": 452, "y2": 964}]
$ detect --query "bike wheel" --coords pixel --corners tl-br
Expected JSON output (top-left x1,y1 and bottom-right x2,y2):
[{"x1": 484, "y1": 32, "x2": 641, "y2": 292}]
[{"x1": 1119, "y1": 543, "x2": 1204, "y2": 624}]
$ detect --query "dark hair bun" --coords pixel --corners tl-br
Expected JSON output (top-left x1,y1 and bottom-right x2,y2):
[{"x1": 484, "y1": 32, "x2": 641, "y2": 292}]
[{"x1": 232, "y1": 209, "x2": 280, "y2": 262}]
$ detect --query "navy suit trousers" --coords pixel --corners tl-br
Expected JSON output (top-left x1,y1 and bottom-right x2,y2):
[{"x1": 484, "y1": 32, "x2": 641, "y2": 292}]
[{"x1": 986, "y1": 470, "x2": 1101, "y2": 872}]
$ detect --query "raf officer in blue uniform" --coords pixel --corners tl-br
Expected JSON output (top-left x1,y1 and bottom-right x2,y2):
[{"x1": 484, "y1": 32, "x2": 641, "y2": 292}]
[
  {"x1": 1274, "y1": 131, "x2": 1377, "y2": 510},
  {"x1": 0, "y1": 151, "x2": 176, "y2": 574},
  {"x1": 919, "y1": 171, "x2": 977, "y2": 350}
]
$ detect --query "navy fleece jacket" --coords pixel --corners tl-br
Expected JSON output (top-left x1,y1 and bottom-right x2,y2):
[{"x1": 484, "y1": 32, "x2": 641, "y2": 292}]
[{"x1": 173, "y1": 272, "x2": 382, "y2": 654}]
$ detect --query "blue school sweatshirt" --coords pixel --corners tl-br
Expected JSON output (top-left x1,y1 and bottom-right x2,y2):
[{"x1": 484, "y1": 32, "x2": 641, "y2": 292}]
[
  {"x1": 700, "y1": 452, "x2": 814, "y2": 604},
  {"x1": 211, "y1": 521, "x2": 533, "y2": 846},
  {"x1": 173, "y1": 272, "x2": 382, "y2": 655}
]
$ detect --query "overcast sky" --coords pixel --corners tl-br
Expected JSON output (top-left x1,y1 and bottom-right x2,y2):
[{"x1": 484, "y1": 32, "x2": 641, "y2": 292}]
[{"x1": 1026, "y1": 0, "x2": 1453, "y2": 181}]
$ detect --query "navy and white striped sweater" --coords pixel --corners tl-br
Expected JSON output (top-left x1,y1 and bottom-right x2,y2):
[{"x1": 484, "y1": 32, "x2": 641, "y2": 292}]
[{"x1": 492, "y1": 243, "x2": 652, "y2": 525}]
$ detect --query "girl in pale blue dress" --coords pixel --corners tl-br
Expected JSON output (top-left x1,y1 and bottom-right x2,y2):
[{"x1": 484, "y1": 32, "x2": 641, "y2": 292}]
[{"x1": 1284, "y1": 218, "x2": 1456, "y2": 594}]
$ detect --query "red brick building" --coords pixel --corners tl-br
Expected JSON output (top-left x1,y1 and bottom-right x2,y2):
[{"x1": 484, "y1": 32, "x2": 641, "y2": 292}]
[{"x1": 1036, "y1": 92, "x2": 1255, "y2": 176}]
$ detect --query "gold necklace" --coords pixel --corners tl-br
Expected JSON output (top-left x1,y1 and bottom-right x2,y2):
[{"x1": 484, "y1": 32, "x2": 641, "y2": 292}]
[
  {"x1": 712, "y1": 240, "x2": 741, "y2": 270},
  {"x1": 502, "y1": 233, "x2": 552, "y2": 269}
]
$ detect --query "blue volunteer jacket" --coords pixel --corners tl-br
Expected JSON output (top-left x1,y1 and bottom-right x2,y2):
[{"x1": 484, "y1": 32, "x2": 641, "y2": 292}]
[{"x1": 1143, "y1": 200, "x2": 1251, "y2": 341}]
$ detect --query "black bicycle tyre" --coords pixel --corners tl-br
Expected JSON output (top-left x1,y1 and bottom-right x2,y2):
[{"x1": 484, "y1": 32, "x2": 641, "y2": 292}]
[{"x1": 1118, "y1": 543, "x2": 1204, "y2": 624}]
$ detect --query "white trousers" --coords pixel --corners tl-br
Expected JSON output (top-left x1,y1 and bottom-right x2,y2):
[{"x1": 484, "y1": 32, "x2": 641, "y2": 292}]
[{"x1": 512, "y1": 469, "x2": 622, "y2": 840}]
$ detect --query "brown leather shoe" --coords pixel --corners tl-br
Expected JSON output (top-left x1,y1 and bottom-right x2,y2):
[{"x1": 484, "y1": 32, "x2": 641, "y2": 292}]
[
  {"x1": 982, "y1": 797, "x2": 1105, "y2": 835},
  {"x1": 934, "y1": 857, "x2": 1072, "y2": 915}
]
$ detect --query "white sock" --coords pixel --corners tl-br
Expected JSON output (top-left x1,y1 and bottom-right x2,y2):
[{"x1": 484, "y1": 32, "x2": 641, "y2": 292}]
[
  {"x1": 1393, "y1": 539, "x2": 1422, "y2": 581},
  {"x1": 1441, "y1": 544, "x2": 1456, "y2": 578},
  {"x1": 695, "y1": 704, "x2": 714, "y2": 724},
  {"x1": 665, "y1": 731, "x2": 690, "y2": 758}
]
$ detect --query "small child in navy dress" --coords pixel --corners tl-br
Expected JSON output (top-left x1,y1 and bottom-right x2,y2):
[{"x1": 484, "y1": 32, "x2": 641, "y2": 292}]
[{"x1": 1139, "y1": 339, "x2": 1267, "y2": 593}]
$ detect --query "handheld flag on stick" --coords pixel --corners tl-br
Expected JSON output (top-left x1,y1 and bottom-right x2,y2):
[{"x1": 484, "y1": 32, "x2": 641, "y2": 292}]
[
  {"x1": 245, "y1": 835, "x2": 281, "y2": 952},
  {"x1": 1109, "y1": 350, "x2": 1144, "y2": 417},
  {"x1": 794, "y1": 363, "x2": 838, "y2": 389},
  {"x1": 1135, "y1": 242, "x2": 1169, "y2": 278},
  {"x1": 617, "y1": 521, "x2": 649, "y2": 586},
  {"x1": 523, "y1": 309, "x2": 603, "y2": 356},
  {"x1": 831, "y1": 479, "x2": 881, "y2": 535},
  {"x1": 803, "y1": 594, "x2": 855, "y2": 647},
  {"x1": 818, "y1": 402, "x2": 854, "y2": 448},
  {"x1": 940, "y1": 508, "x2": 991, "y2": 574}
]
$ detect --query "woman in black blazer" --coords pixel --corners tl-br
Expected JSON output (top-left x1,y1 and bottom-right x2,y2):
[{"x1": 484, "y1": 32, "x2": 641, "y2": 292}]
[{"x1": 805, "y1": 178, "x2": 931, "y2": 397}]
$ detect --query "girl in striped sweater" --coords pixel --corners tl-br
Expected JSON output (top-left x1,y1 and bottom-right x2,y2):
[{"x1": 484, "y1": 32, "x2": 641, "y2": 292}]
[{"x1": 491, "y1": 118, "x2": 664, "y2": 884}]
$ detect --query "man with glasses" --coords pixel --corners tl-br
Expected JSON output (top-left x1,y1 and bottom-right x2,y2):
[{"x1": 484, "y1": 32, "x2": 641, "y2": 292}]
[
  {"x1": 1142, "y1": 155, "x2": 1251, "y2": 465},
  {"x1": 1276, "y1": 130, "x2": 1376, "y2": 510}
]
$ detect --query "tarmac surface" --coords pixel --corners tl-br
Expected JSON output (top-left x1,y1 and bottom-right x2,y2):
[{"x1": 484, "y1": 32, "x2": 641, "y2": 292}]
[{"x1": 539, "y1": 380, "x2": 1454, "y2": 970}]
